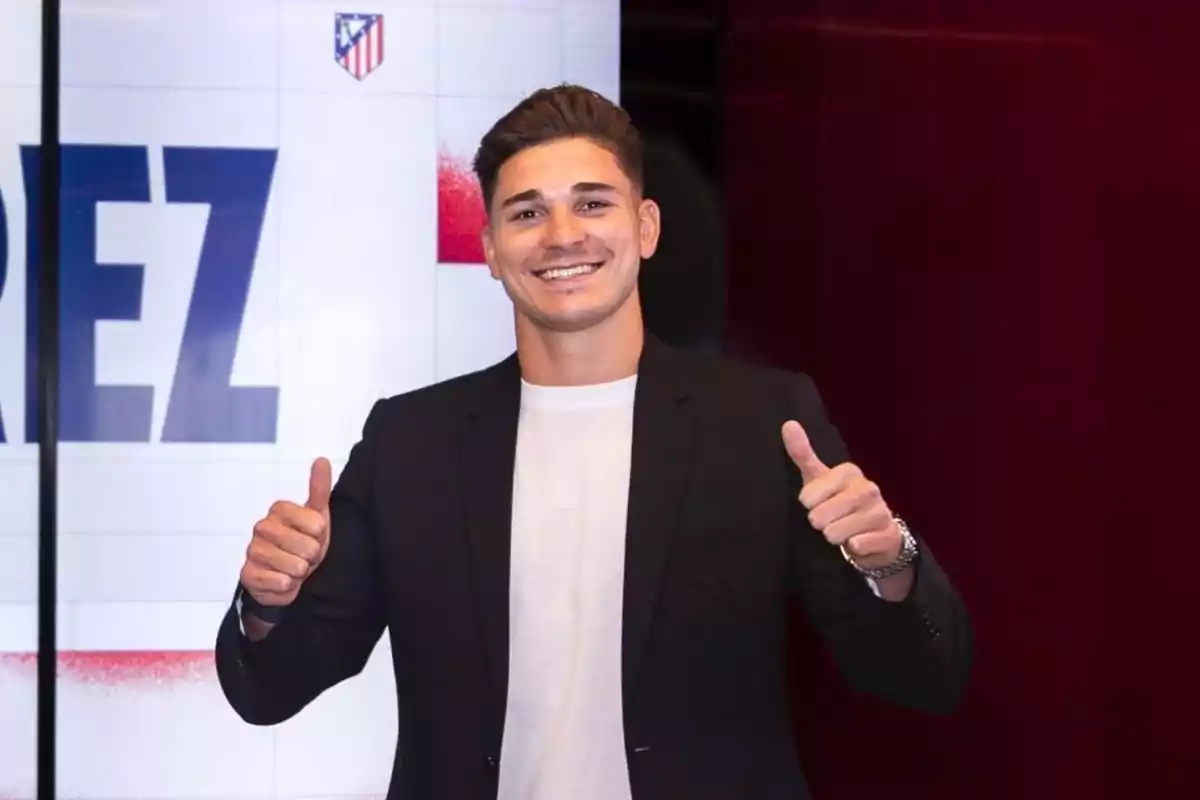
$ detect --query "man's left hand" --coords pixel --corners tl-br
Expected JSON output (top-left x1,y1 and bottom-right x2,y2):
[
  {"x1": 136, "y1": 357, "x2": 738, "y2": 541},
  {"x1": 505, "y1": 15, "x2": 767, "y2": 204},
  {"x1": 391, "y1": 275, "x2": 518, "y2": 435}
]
[{"x1": 781, "y1": 420, "x2": 902, "y2": 571}]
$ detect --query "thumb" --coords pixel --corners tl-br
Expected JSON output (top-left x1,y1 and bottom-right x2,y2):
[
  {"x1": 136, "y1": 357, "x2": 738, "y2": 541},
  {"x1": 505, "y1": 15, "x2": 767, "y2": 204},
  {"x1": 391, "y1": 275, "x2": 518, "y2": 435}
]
[
  {"x1": 306, "y1": 457, "x2": 333, "y2": 513},
  {"x1": 781, "y1": 421, "x2": 830, "y2": 483}
]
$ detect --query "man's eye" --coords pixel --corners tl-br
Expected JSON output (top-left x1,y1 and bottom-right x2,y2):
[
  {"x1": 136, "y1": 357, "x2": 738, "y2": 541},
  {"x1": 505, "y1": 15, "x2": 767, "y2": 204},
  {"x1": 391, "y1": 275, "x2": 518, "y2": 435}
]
[
  {"x1": 580, "y1": 200, "x2": 612, "y2": 212},
  {"x1": 510, "y1": 209, "x2": 540, "y2": 221}
]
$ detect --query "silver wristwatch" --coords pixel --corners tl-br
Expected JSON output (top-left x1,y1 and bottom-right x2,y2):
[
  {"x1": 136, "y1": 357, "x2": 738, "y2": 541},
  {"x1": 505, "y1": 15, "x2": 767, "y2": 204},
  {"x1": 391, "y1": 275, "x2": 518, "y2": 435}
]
[{"x1": 842, "y1": 517, "x2": 919, "y2": 580}]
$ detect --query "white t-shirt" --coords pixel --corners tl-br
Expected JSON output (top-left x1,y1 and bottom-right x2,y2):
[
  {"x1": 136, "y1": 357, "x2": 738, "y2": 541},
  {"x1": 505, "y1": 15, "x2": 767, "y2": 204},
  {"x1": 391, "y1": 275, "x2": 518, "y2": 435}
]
[{"x1": 497, "y1": 374, "x2": 638, "y2": 800}]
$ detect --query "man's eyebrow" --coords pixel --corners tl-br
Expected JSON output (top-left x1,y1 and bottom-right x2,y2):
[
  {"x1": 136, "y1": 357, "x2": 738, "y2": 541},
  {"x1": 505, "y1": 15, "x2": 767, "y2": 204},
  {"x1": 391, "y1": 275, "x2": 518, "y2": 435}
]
[
  {"x1": 500, "y1": 188, "x2": 542, "y2": 209},
  {"x1": 499, "y1": 182, "x2": 621, "y2": 209},
  {"x1": 572, "y1": 182, "x2": 619, "y2": 194}
]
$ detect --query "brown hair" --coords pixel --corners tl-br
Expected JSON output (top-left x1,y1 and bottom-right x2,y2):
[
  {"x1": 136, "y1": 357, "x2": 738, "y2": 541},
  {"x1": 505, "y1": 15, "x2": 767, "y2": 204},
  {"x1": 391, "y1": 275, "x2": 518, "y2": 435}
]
[{"x1": 472, "y1": 84, "x2": 644, "y2": 214}]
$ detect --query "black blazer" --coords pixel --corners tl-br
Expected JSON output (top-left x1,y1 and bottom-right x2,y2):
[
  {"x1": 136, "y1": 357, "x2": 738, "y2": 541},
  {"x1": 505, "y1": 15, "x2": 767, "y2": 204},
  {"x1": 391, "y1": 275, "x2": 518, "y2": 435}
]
[{"x1": 215, "y1": 335, "x2": 972, "y2": 799}]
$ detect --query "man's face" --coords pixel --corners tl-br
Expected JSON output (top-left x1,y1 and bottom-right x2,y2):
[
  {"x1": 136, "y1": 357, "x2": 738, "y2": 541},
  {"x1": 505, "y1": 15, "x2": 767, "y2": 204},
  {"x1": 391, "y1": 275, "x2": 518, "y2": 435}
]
[{"x1": 482, "y1": 137, "x2": 660, "y2": 334}]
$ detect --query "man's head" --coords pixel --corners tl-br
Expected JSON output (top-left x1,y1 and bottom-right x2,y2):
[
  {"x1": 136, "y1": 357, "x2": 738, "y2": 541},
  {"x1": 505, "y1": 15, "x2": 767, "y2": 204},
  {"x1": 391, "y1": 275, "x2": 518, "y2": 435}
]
[{"x1": 473, "y1": 85, "x2": 660, "y2": 335}]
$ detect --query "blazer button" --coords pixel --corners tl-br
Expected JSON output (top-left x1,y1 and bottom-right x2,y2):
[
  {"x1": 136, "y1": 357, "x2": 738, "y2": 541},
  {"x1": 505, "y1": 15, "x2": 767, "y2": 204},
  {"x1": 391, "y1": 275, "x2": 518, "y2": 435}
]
[
  {"x1": 919, "y1": 607, "x2": 940, "y2": 637},
  {"x1": 631, "y1": 744, "x2": 652, "y2": 756},
  {"x1": 485, "y1": 754, "x2": 498, "y2": 771}
]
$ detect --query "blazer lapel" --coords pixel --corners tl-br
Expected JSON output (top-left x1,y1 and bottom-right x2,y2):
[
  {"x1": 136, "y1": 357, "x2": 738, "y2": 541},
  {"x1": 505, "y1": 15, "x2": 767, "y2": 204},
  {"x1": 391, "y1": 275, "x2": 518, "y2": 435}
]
[
  {"x1": 460, "y1": 353, "x2": 521, "y2": 738},
  {"x1": 622, "y1": 335, "x2": 697, "y2": 701}
]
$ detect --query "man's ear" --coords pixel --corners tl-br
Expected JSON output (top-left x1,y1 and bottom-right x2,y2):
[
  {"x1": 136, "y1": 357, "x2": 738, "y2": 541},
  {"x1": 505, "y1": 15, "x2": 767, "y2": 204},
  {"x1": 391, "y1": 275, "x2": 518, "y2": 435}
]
[
  {"x1": 482, "y1": 222, "x2": 501, "y2": 280},
  {"x1": 638, "y1": 197, "x2": 662, "y2": 260}
]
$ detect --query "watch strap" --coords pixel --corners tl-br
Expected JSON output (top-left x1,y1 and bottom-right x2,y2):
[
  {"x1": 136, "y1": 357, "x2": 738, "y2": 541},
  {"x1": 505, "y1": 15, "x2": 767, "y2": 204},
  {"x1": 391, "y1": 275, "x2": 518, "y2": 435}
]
[{"x1": 842, "y1": 516, "x2": 920, "y2": 580}]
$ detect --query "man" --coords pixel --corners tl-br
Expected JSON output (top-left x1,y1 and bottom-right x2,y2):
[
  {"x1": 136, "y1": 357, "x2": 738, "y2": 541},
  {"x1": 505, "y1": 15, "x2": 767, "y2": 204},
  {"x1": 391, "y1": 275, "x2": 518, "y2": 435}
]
[{"x1": 215, "y1": 84, "x2": 972, "y2": 800}]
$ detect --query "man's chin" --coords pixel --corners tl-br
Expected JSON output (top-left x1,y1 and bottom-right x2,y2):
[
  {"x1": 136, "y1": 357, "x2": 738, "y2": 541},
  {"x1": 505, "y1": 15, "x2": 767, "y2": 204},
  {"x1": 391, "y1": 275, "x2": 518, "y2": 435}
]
[
  {"x1": 529, "y1": 309, "x2": 611, "y2": 334},
  {"x1": 520, "y1": 300, "x2": 621, "y2": 334},
  {"x1": 510, "y1": 280, "x2": 639, "y2": 335}
]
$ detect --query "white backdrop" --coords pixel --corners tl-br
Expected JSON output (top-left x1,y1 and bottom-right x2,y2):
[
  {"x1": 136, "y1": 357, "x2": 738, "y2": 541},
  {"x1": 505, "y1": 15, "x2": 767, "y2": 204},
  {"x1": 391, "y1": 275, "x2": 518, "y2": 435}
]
[{"x1": 0, "y1": 1, "x2": 620, "y2": 796}]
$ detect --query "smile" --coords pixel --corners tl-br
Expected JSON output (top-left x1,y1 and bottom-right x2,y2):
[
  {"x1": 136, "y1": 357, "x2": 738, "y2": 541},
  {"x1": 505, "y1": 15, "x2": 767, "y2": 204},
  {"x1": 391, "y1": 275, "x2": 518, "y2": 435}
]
[{"x1": 533, "y1": 262, "x2": 604, "y2": 281}]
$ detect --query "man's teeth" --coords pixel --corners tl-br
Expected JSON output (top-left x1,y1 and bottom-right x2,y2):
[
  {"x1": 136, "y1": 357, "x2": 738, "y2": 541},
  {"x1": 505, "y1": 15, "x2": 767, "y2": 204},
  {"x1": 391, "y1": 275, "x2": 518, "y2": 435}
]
[{"x1": 539, "y1": 263, "x2": 600, "y2": 280}]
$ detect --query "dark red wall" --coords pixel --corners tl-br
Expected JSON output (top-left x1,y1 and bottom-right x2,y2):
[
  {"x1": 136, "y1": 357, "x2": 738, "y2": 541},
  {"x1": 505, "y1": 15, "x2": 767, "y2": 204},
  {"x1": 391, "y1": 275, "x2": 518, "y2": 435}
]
[{"x1": 724, "y1": 2, "x2": 1197, "y2": 796}]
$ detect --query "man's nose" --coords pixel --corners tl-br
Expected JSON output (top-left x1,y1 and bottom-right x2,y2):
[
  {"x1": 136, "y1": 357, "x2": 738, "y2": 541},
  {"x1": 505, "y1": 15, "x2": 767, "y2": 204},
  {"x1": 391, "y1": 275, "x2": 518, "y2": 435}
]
[{"x1": 543, "y1": 206, "x2": 586, "y2": 247}]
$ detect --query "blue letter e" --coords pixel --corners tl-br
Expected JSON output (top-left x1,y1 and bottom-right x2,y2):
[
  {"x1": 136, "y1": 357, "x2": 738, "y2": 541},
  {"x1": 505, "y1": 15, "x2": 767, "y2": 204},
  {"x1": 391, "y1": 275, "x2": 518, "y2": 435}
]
[{"x1": 22, "y1": 144, "x2": 153, "y2": 442}]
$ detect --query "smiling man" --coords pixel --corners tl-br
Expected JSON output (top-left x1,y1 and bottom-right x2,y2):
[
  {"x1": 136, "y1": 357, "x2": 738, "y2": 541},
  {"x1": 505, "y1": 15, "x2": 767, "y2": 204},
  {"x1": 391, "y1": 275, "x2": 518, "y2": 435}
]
[{"x1": 215, "y1": 85, "x2": 973, "y2": 800}]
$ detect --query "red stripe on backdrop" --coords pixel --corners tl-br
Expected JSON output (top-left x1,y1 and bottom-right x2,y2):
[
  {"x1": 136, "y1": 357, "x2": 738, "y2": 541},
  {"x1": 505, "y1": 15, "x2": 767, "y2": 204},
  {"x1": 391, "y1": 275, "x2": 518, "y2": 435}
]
[
  {"x1": 0, "y1": 651, "x2": 213, "y2": 683},
  {"x1": 437, "y1": 150, "x2": 488, "y2": 264},
  {"x1": 378, "y1": 16, "x2": 384, "y2": 62}
]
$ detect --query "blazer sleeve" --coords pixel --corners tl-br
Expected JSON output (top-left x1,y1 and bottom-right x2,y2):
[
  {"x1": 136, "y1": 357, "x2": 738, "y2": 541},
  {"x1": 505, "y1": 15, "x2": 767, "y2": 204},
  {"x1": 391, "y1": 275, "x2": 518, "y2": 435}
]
[
  {"x1": 214, "y1": 400, "x2": 389, "y2": 726},
  {"x1": 784, "y1": 374, "x2": 973, "y2": 715}
]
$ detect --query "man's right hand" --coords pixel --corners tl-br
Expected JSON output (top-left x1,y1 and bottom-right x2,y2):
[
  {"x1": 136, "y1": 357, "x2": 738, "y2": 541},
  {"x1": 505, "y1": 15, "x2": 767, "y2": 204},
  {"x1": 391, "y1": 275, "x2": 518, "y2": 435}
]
[{"x1": 240, "y1": 457, "x2": 333, "y2": 610}]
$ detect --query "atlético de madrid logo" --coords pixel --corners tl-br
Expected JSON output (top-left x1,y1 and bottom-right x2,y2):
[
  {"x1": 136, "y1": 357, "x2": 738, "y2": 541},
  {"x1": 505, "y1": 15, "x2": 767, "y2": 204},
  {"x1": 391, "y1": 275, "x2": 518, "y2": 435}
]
[{"x1": 334, "y1": 12, "x2": 385, "y2": 81}]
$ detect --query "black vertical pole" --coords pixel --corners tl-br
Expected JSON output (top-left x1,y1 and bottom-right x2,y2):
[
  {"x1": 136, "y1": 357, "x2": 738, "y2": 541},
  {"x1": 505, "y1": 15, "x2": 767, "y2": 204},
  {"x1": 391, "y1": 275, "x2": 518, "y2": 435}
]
[{"x1": 36, "y1": 0, "x2": 60, "y2": 798}]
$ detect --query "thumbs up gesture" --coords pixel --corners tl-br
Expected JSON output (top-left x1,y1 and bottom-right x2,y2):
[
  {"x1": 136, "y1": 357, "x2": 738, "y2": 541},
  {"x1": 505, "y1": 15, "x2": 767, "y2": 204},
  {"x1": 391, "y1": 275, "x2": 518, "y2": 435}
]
[
  {"x1": 239, "y1": 457, "x2": 334, "y2": 608},
  {"x1": 781, "y1": 421, "x2": 902, "y2": 570}
]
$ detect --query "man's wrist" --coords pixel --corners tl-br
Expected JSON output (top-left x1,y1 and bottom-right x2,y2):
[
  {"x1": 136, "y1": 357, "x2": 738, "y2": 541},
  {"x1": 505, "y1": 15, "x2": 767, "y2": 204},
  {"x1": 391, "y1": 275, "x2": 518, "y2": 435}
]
[
  {"x1": 842, "y1": 517, "x2": 920, "y2": 581},
  {"x1": 236, "y1": 585, "x2": 288, "y2": 626},
  {"x1": 873, "y1": 566, "x2": 916, "y2": 602}
]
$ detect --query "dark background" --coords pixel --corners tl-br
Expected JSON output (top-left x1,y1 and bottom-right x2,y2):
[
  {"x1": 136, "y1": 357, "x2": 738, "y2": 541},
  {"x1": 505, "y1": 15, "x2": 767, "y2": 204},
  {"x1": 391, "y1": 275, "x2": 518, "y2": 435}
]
[{"x1": 623, "y1": 0, "x2": 1197, "y2": 796}]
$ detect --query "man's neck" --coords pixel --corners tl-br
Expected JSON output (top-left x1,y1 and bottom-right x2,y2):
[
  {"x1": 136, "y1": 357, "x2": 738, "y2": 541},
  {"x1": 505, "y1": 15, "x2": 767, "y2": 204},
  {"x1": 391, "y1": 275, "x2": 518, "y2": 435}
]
[{"x1": 516, "y1": 304, "x2": 644, "y2": 387}]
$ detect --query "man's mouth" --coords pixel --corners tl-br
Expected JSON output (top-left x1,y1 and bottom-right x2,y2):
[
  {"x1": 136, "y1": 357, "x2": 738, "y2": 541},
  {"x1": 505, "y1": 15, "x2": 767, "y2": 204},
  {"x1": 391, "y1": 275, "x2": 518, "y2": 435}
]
[{"x1": 533, "y1": 261, "x2": 604, "y2": 281}]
